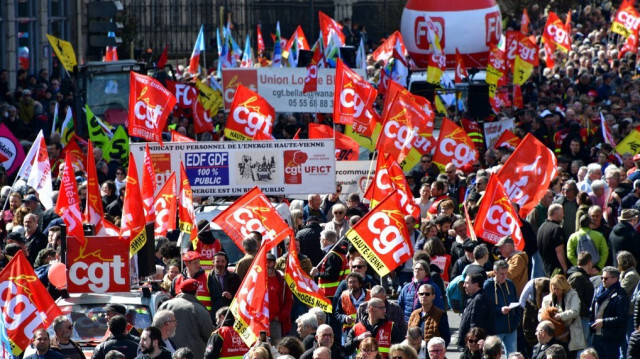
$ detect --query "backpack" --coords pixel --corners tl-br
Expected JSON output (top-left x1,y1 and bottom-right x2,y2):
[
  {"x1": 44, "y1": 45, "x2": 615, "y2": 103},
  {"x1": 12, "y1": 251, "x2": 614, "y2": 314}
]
[
  {"x1": 446, "y1": 274, "x2": 465, "y2": 313},
  {"x1": 576, "y1": 231, "x2": 600, "y2": 266}
]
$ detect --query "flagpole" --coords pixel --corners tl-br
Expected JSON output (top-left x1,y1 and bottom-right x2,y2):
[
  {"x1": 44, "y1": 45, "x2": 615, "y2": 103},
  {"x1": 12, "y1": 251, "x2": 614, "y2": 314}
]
[{"x1": 311, "y1": 237, "x2": 348, "y2": 271}]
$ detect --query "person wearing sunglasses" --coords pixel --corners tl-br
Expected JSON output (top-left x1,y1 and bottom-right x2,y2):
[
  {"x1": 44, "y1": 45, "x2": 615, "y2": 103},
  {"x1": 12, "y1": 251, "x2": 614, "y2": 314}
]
[
  {"x1": 407, "y1": 284, "x2": 450, "y2": 347},
  {"x1": 49, "y1": 315, "x2": 84, "y2": 359},
  {"x1": 357, "y1": 337, "x2": 382, "y2": 359},
  {"x1": 322, "y1": 204, "x2": 350, "y2": 239},
  {"x1": 589, "y1": 266, "x2": 628, "y2": 359},
  {"x1": 460, "y1": 327, "x2": 486, "y2": 359}
]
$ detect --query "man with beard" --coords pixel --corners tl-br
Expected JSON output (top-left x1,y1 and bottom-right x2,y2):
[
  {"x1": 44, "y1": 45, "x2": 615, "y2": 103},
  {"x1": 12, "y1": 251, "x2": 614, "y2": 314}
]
[
  {"x1": 50, "y1": 315, "x2": 84, "y2": 359},
  {"x1": 24, "y1": 329, "x2": 64, "y2": 359},
  {"x1": 151, "y1": 310, "x2": 177, "y2": 353},
  {"x1": 135, "y1": 327, "x2": 172, "y2": 359}
]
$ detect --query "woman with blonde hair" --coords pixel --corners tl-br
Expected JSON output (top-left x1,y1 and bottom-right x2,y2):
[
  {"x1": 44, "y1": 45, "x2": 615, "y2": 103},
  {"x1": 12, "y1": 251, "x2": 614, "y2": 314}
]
[
  {"x1": 247, "y1": 345, "x2": 271, "y2": 359},
  {"x1": 290, "y1": 209, "x2": 304, "y2": 233},
  {"x1": 388, "y1": 343, "x2": 418, "y2": 359},
  {"x1": 538, "y1": 274, "x2": 587, "y2": 355},
  {"x1": 356, "y1": 337, "x2": 382, "y2": 359}
]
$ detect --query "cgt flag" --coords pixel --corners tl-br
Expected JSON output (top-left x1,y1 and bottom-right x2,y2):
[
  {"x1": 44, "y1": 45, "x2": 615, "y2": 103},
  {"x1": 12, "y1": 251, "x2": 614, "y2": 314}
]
[
  {"x1": 178, "y1": 163, "x2": 197, "y2": 241},
  {"x1": 229, "y1": 246, "x2": 270, "y2": 346},
  {"x1": 473, "y1": 175, "x2": 524, "y2": 250},
  {"x1": 542, "y1": 12, "x2": 571, "y2": 53},
  {"x1": 345, "y1": 189, "x2": 413, "y2": 277},
  {"x1": 284, "y1": 230, "x2": 333, "y2": 313},
  {"x1": 432, "y1": 118, "x2": 478, "y2": 170},
  {"x1": 154, "y1": 172, "x2": 177, "y2": 237},
  {"x1": 121, "y1": 153, "x2": 147, "y2": 255},
  {"x1": 142, "y1": 144, "x2": 157, "y2": 223},
  {"x1": 493, "y1": 129, "x2": 521, "y2": 150},
  {"x1": 513, "y1": 36, "x2": 539, "y2": 86},
  {"x1": 611, "y1": 0, "x2": 640, "y2": 39},
  {"x1": 363, "y1": 154, "x2": 420, "y2": 219},
  {"x1": 333, "y1": 59, "x2": 380, "y2": 137},
  {"x1": 303, "y1": 44, "x2": 323, "y2": 94},
  {"x1": 0, "y1": 251, "x2": 62, "y2": 355},
  {"x1": 212, "y1": 187, "x2": 289, "y2": 252},
  {"x1": 226, "y1": 85, "x2": 275, "y2": 141},
  {"x1": 496, "y1": 133, "x2": 558, "y2": 218},
  {"x1": 308, "y1": 123, "x2": 359, "y2": 161},
  {"x1": 55, "y1": 153, "x2": 85, "y2": 245},
  {"x1": 128, "y1": 72, "x2": 177, "y2": 144}
]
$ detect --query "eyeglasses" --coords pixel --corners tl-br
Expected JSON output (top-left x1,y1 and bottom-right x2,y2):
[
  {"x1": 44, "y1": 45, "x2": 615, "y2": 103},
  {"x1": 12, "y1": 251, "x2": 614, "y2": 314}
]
[
  {"x1": 428, "y1": 349, "x2": 444, "y2": 354},
  {"x1": 351, "y1": 265, "x2": 364, "y2": 269},
  {"x1": 334, "y1": 211, "x2": 344, "y2": 215},
  {"x1": 601, "y1": 276, "x2": 613, "y2": 281},
  {"x1": 392, "y1": 356, "x2": 406, "y2": 359},
  {"x1": 467, "y1": 339, "x2": 478, "y2": 344},
  {"x1": 418, "y1": 292, "x2": 432, "y2": 297},
  {"x1": 413, "y1": 267, "x2": 425, "y2": 272},
  {"x1": 421, "y1": 160, "x2": 431, "y2": 163}
]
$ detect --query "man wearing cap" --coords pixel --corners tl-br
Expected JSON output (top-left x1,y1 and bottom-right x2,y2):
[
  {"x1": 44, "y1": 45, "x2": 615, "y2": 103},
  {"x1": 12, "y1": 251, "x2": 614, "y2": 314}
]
[
  {"x1": 297, "y1": 216, "x2": 324, "y2": 266},
  {"x1": 23, "y1": 194, "x2": 44, "y2": 229},
  {"x1": 450, "y1": 240, "x2": 477, "y2": 279},
  {"x1": 266, "y1": 252, "x2": 293, "y2": 341},
  {"x1": 171, "y1": 251, "x2": 217, "y2": 317},
  {"x1": 609, "y1": 209, "x2": 640, "y2": 267},
  {"x1": 102, "y1": 303, "x2": 141, "y2": 341},
  {"x1": 623, "y1": 179, "x2": 640, "y2": 209},
  {"x1": 209, "y1": 251, "x2": 241, "y2": 317},
  {"x1": 310, "y1": 229, "x2": 348, "y2": 301},
  {"x1": 626, "y1": 154, "x2": 640, "y2": 181},
  {"x1": 192, "y1": 219, "x2": 221, "y2": 272},
  {"x1": 24, "y1": 213, "x2": 47, "y2": 264},
  {"x1": 492, "y1": 236, "x2": 529, "y2": 296},
  {"x1": 160, "y1": 278, "x2": 214, "y2": 359}
]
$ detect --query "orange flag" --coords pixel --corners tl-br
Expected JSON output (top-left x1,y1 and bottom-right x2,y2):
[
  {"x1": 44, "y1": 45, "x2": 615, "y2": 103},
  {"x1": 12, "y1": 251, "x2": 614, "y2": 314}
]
[
  {"x1": 154, "y1": 172, "x2": 177, "y2": 237},
  {"x1": 473, "y1": 175, "x2": 524, "y2": 250},
  {"x1": 178, "y1": 163, "x2": 197, "y2": 241},
  {"x1": 55, "y1": 153, "x2": 85, "y2": 245},
  {"x1": 170, "y1": 130, "x2": 196, "y2": 142},
  {"x1": 432, "y1": 118, "x2": 478, "y2": 170},
  {"x1": 612, "y1": 0, "x2": 640, "y2": 38},
  {"x1": 122, "y1": 152, "x2": 147, "y2": 254},
  {"x1": 308, "y1": 123, "x2": 359, "y2": 161},
  {"x1": 521, "y1": 8, "x2": 530, "y2": 34},
  {"x1": 493, "y1": 129, "x2": 522, "y2": 150},
  {"x1": 229, "y1": 245, "x2": 270, "y2": 346},
  {"x1": 142, "y1": 144, "x2": 157, "y2": 223},
  {"x1": 318, "y1": 11, "x2": 345, "y2": 45}
]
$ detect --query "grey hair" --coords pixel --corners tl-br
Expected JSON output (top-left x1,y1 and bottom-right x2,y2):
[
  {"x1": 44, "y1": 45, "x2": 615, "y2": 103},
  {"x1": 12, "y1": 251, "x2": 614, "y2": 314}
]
[
  {"x1": 152, "y1": 309, "x2": 175, "y2": 327},
  {"x1": 370, "y1": 285, "x2": 386, "y2": 296},
  {"x1": 427, "y1": 337, "x2": 446, "y2": 350},
  {"x1": 309, "y1": 307, "x2": 326, "y2": 324},
  {"x1": 591, "y1": 179, "x2": 606, "y2": 191},
  {"x1": 320, "y1": 229, "x2": 337, "y2": 243},
  {"x1": 586, "y1": 163, "x2": 602, "y2": 175},
  {"x1": 52, "y1": 315, "x2": 71, "y2": 333},
  {"x1": 493, "y1": 259, "x2": 509, "y2": 271},
  {"x1": 406, "y1": 327, "x2": 423, "y2": 340},
  {"x1": 296, "y1": 313, "x2": 318, "y2": 330}
]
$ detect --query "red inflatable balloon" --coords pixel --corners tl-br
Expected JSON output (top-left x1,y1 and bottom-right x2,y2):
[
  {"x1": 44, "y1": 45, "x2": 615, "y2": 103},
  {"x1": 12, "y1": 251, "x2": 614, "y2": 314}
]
[{"x1": 48, "y1": 262, "x2": 67, "y2": 289}]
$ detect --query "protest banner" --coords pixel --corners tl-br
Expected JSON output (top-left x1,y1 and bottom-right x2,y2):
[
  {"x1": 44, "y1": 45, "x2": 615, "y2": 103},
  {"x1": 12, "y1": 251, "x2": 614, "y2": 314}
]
[
  {"x1": 483, "y1": 118, "x2": 515, "y2": 149},
  {"x1": 67, "y1": 236, "x2": 130, "y2": 294},
  {"x1": 131, "y1": 140, "x2": 336, "y2": 196}
]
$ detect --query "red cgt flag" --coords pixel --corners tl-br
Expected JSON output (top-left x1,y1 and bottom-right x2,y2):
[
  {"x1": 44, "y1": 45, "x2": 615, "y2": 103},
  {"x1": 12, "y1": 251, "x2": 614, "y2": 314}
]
[
  {"x1": 493, "y1": 129, "x2": 522, "y2": 150},
  {"x1": 496, "y1": 133, "x2": 558, "y2": 218},
  {"x1": 371, "y1": 31, "x2": 407, "y2": 64},
  {"x1": 257, "y1": 24, "x2": 265, "y2": 55},
  {"x1": 612, "y1": 0, "x2": 640, "y2": 38},
  {"x1": 0, "y1": 251, "x2": 62, "y2": 355},
  {"x1": 225, "y1": 85, "x2": 275, "y2": 141},
  {"x1": 178, "y1": 163, "x2": 197, "y2": 241},
  {"x1": 308, "y1": 123, "x2": 359, "y2": 161},
  {"x1": 142, "y1": 144, "x2": 157, "y2": 223},
  {"x1": 229, "y1": 246, "x2": 270, "y2": 346},
  {"x1": 55, "y1": 153, "x2": 85, "y2": 245},
  {"x1": 318, "y1": 11, "x2": 345, "y2": 45},
  {"x1": 473, "y1": 175, "x2": 524, "y2": 250},
  {"x1": 454, "y1": 48, "x2": 468, "y2": 83},
  {"x1": 122, "y1": 153, "x2": 147, "y2": 255},
  {"x1": 128, "y1": 72, "x2": 177, "y2": 144},
  {"x1": 84, "y1": 140, "x2": 111, "y2": 235},
  {"x1": 345, "y1": 189, "x2": 414, "y2": 277},
  {"x1": 432, "y1": 118, "x2": 478, "y2": 170},
  {"x1": 170, "y1": 130, "x2": 195, "y2": 142},
  {"x1": 212, "y1": 187, "x2": 289, "y2": 252},
  {"x1": 303, "y1": 45, "x2": 323, "y2": 94},
  {"x1": 521, "y1": 8, "x2": 530, "y2": 34},
  {"x1": 542, "y1": 12, "x2": 571, "y2": 53},
  {"x1": 284, "y1": 231, "x2": 333, "y2": 312},
  {"x1": 363, "y1": 154, "x2": 420, "y2": 219},
  {"x1": 333, "y1": 59, "x2": 380, "y2": 137},
  {"x1": 154, "y1": 172, "x2": 177, "y2": 237}
]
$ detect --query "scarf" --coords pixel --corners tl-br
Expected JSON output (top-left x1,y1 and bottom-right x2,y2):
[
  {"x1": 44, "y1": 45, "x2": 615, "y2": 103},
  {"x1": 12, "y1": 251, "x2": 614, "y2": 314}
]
[{"x1": 594, "y1": 282, "x2": 621, "y2": 305}]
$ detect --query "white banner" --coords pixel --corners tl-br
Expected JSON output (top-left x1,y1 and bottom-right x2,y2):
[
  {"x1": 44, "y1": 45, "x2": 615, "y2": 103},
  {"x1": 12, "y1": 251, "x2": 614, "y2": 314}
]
[
  {"x1": 131, "y1": 140, "x2": 336, "y2": 196},
  {"x1": 483, "y1": 118, "x2": 515, "y2": 149},
  {"x1": 336, "y1": 161, "x2": 375, "y2": 202},
  {"x1": 222, "y1": 68, "x2": 366, "y2": 113}
]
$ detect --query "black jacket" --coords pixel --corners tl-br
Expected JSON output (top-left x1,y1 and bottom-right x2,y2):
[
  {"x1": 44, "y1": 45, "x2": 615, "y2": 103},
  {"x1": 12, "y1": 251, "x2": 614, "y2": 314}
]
[
  {"x1": 628, "y1": 330, "x2": 640, "y2": 359},
  {"x1": 531, "y1": 338, "x2": 559, "y2": 359},
  {"x1": 567, "y1": 266, "x2": 595, "y2": 318},
  {"x1": 457, "y1": 289, "x2": 495, "y2": 347},
  {"x1": 134, "y1": 348, "x2": 172, "y2": 359},
  {"x1": 589, "y1": 283, "x2": 629, "y2": 342},
  {"x1": 297, "y1": 222, "x2": 323, "y2": 266},
  {"x1": 92, "y1": 334, "x2": 139, "y2": 359},
  {"x1": 609, "y1": 221, "x2": 640, "y2": 267}
]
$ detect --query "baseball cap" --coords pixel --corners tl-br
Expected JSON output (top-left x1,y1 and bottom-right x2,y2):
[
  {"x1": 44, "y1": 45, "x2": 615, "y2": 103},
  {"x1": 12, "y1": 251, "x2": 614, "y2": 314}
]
[
  {"x1": 634, "y1": 153, "x2": 640, "y2": 161},
  {"x1": 182, "y1": 251, "x2": 201, "y2": 262},
  {"x1": 463, "y1": 240, "x2": 478, "y2": 252},
  {"x1": 104, "y1": 303, "x2": 126, "y2": 315},
  {"x1": 24, "y1": 194, "x2": 38, "y2": 203},
  {"x1": 266, "y1": 253, "x2": 277, "y2": 261},
  {"x1": 495, "y1": 236, "x2": 515, "y2": 247}
]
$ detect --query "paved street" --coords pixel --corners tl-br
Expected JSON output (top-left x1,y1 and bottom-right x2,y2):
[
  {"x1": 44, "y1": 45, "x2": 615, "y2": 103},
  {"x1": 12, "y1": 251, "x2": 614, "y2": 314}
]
[{"x1": 446, "y1": 310, "x2": 463, "y2": 358}]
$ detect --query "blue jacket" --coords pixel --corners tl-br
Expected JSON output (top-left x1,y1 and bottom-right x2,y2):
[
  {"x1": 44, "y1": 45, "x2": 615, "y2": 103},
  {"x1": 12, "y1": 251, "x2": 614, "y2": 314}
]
[
  {"x1": 590, "y1": 282, "x2": 629, "y2": 342},
  {"x1": 483, "y1": 278, "x2": 521, "y2": 334},
  {"x1": 397, "y1": 277, "x2": 444, "y2": 321},
  {"x1": 25, "y1": 350, "x2": 65, "y2": 359}
]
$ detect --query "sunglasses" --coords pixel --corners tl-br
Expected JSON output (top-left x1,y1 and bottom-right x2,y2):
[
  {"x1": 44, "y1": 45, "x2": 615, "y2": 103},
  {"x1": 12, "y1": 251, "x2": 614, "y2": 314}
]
[
  {"x1": 334, "y1": 211, "x2": 344, "y2": 215},
  {"x1": 467, "y1": 339, "x2": 478, "y2": 344},
  {"x1": 418, "y1": 292, "x2": 432, "y2": 297}
]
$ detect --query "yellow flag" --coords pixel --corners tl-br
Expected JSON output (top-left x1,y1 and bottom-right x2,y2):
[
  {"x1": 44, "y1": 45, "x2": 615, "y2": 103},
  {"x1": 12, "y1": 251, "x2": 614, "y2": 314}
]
[
  {"x1": 46, "y1": 34, "x2": 77, "y2": 72},
  {"x1": 615, "y1": 127, "x2": 640, "y2": 155},
  {"x1": 195, "y1": 79, "x2": 223, "y2": 114},
  {"x1": 345, "y1": 123, "x2": 381, "y2": 152},
  {"x1": 513, "y1": 56, "x2": 534, "y2": 86}
]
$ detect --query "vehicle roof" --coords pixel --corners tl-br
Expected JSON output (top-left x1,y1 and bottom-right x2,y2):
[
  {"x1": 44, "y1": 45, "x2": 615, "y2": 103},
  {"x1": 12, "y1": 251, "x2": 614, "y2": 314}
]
[{"x1": 56, "y1": 291, "x2": 162, "y2": 306}]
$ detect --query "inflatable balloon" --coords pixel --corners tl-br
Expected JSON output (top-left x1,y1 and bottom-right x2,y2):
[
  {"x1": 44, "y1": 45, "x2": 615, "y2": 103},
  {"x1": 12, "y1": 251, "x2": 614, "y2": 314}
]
[
  {"x1": 48, "y1": 262, "x2": 67, "y2": 289},
  {"x1": 401, "y1": 0, "x2": 502, "y2": 68}
]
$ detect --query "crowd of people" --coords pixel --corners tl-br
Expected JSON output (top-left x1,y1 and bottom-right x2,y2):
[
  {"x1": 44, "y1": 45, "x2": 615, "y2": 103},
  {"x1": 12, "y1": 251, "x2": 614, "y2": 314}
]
[{"x1": 5, "y1": 1, "x2": 640, "y2": 359}]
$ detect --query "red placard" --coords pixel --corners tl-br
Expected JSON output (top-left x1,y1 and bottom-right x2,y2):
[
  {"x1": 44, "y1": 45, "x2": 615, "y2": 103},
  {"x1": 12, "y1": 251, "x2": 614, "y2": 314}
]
[{"x1": 67, "y1": 236, "x2": 130, "y2": 294}]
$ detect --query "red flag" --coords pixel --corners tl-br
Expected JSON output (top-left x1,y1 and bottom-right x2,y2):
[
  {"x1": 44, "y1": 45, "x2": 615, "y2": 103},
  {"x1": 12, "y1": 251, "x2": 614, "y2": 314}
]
[
  {"x1": 345, "y1": 190, "x2": 413, "y2": 276},
  {"x1": 142, "y1": 144, "x2": 157, "y2": 223},
  {"x1": 0, "y1": 251, "x2": 62, "y2": 355},
  {"x1": 512, "y1": 84, "x2": 523, "y2": 109},
  {"x1": 229, "y1": 246, "x2": 270, "y2": 346},
  {"x1": 121, "y1": 153, "x2": 147, "y2": 254},
  {"x1": 225, "y1": 85, "x2": 275, "y2": 141},
  {"x1": 371, "y1": 31, "x2": 407, "y2": 64},
  {"x1": 318, "y1": 11, "x2": 345, "y2": 45},
  {"x1": 303, "y1": 45, "x2": 323, "y2": 94},
  {"x1": 308, "y1": 123, "x2": 359, "y2": 161},
  {"x1": 377, "y1": 68, "x2": 390, "y2": 96},
  {"x1": 55, "y1": 153, "x2": 85, "y2": 245},
  {"x1": 251, "y1": 130, "x2": 275, "y2": 141},
  {"x1": 620, "y1": 30, "x2": 639, "y2": 58},
  {"x1": 212, "y1": 187, "x2": 289, "y2": 252},
  {"x1": 542, "y1": 12, "x2": 571, "y2": 53},
  {"x1": 284, "y1": 231, "x2": 333, "y2": 312},
  {"x1": 84, "y1": 141, "x2": 107, "y2": 235},
  {"x1": 521, "y1": 8, "x2": 530, "y2": 34},
  {"x1": 432, "y1": 118, "x2": 478, "y2": 170},
  {"x1": 257, "y1": 24, "x2": 265, "y2": 56},
  {"x1": 170, "y1": 130, "x2": 196, "y2": 142},
  {"x1": 543, "y1": 41, "x2": 556, "y2": 68},
  {"x1": 292, "y1": 128, "x2": 301, "y2": 140},
  {"x1": 505, "y1": 31, "x2": 524, "y2": 70},
  {"x1": 363, "y1": 154, "x2": 420, "y2": 218},
  {"x1": 496, "y1": 133, "x2": 558, "y2": 217},
  {"x1": 565, "y1": 11, "x2": 572, "y2": 36},
  {"x1": 284, "y1": 25, "x2": 310, "y2": 53},
  {"x1": 612, "y1": 0, "x2": 640, "y2": 38},
  {"x1": 333, "y1": 59, "x2": 380, "y2": 137},
  {"x1": 178, "y1": 163, "x2": 197, "y2": 241},
  {"x1": 493, "y1": 129, "x2": 522, "y2": 150},
  {"x1": 454, "y1": 48, "x2": 468, "y2": 83},
  {"x1": 157, "y1": 44, "x2": 169, "y2": 68},
  {"x1": 60, "y1": 137, "x2": 87, "y2": 173},
  {"x1": 128, "y1": 72, "x2": 177, "y2": 144},
  {"x1": 154, "y1": 172, "x2": 177, "y2": 237},
  {"x1": 474, "y1": 176, "x2": 524, "y2": 250}
]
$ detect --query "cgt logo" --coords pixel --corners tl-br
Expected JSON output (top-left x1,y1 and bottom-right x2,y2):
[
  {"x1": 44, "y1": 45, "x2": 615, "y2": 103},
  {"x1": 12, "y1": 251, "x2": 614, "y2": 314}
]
[
  {"x1": 485, "y1": 204, "x2": 523, "y2": 242},
  {"x1": 231, "y1": 104, "x2": 273, "y2": 137},
  {"x1": 439, "y1": 136, "x2": 477, "y2": 167},
  {"x1": 284, "y1": 150, "x2": 308, "y2": 184},
  {"x1": 0, "y1": 279, "x2": 46, "y2": 332},
  {"x1": 69, "y1": 255, "x2": 127, "y2": 293},
  {"x1": 367, "y1": 211, "x2": 411, "y2": 263},
  {"x1": 617, "y1": 10, "x2": 640, "y2": 31},
  {"x1": 339, "y1": 85, "x2": 368, "y2": 117},
  {"x1": 414, "y1": 16, "x2": 445, "y2": 50},
  {"x1": 546, "y1": 24, "x2": 569, "y2": 46},
  {"x1": 485, "y1": 11, "x2": 501, "y2": 46},
  {"x1": 230, "y1": 207, "x2": 276, "y2": 241},
  {"x1": 134, "y1": 91, "x2": 163, "y2": 130}
]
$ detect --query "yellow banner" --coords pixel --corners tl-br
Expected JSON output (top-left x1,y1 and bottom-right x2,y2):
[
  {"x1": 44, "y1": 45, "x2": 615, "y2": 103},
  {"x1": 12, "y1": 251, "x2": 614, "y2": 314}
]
[
  {"x1": 224, "y1": 128, "x2": 251, "y2": 141},
  {"x1": 178, "y1": 220, "x2": 193, "y2": 234},
  {"x1": 611, "y1": 21, "x2": 632, "y2": 38},
  {"x1": 427, "y1": 66, "x2": 443, "y2": 85},
  {"x1": 129, "y1": 228, "x2": 147, "y2": 256},
  {"x1": 345, "y1": 123, "x2": 381, "y2": 152},
  {"x1": 486, "y1": 66, "x2": 503, "y2": 98},
  {"x1": 195, "y1": 79, "x2": 223, "y2": 114},
  {"x1": 513, "y1": 57, "x2": 534, "y2": 86},
  {"x1": 284, "y1": 273, "x2": 333, "y2": 313},
  {"x1": 615, "y1": 127, "x2": 640, "y2": 155},
  {"x1": 229, "y1": 299, "x2": 259, "y2": 347},
  {"x1": 346, "y1": 230, "x2": 390, "y2": 277},
  {"x1": 46, "y1": 34, "x2": 77, "y2": 72}
]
